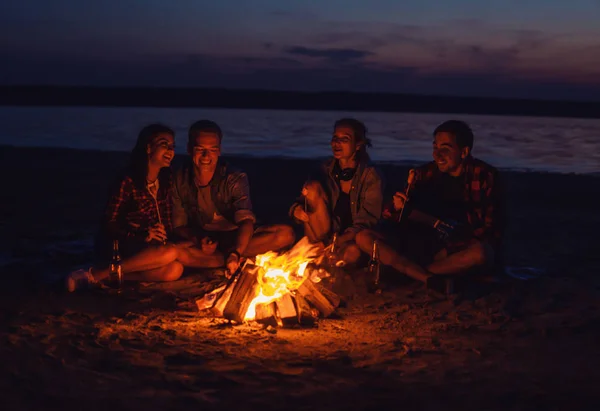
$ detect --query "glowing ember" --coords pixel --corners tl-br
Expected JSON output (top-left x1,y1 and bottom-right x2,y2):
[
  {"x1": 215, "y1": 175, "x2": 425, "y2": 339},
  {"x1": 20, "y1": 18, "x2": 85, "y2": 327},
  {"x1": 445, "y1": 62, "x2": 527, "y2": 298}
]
[{"x1": 244, "y1": 237, "x2": 323, "y2": 321}]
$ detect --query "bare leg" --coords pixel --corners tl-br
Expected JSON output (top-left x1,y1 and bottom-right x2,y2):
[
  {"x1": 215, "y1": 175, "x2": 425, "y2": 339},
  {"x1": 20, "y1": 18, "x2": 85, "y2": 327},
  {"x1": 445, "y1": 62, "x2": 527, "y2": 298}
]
[
  {"x1": 302, "y1": 181, "x2": 331, "y2": 243},
  {"x1": 126, "y1": 261, "x2": 184, "y2": 282},
  {"x1": 355, "y1": 229, "x2": 431, "y2": 283},
  {"x1": 427, "y1": 240, "x2": 493, "y2": 275},
  {"x1": 92, "y1": 244, "x2": 180, "y2": 281},
  {"x1": 244, "y1": 224, "x2": 296, "y2": 256},
  {"x1": 339, "y1": 242, "x2": 362, "y2": 265},
  {"x1": 177, "y1": 247, "x2": 224, "y2": 269}
]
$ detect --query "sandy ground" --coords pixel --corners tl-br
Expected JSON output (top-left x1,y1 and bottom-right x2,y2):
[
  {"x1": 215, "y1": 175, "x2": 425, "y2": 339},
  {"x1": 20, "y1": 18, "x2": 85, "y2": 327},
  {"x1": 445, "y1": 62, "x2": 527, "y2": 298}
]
[{"x1": 1, "y1": 146, "x2": 600, "y2": 410}]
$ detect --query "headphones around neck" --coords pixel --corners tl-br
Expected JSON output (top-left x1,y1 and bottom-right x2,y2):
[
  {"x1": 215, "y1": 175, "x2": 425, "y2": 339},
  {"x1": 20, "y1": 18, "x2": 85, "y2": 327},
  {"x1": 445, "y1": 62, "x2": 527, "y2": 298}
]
[{"x1": 333, "y1": 162, "x2": 357, "y2": 181}]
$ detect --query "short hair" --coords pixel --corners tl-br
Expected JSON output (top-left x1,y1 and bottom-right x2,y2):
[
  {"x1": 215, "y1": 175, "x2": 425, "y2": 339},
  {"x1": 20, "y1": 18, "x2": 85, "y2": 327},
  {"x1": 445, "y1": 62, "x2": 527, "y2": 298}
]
[
  {"x1": 433, "y1": 120, "x2": 474, "y2": 150},
  {"x1": 334, "y1": 118, "x2": 372, "y2": 148},
  {"x1": 188, "y1": 120, "x2": 223, "y2": 151}
]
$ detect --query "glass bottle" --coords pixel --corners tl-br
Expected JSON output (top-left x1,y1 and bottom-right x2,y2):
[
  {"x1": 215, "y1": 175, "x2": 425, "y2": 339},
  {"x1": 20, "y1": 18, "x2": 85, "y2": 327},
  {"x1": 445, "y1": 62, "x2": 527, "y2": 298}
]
[
  {"x1": 327, "y1": 232, "x2": 338, "y2": 265},
  {"x1": 368, "y1": 240, "x2": 381, "y2": 288},
  {"x1": 108, "y1": 239, "x2": 123, "y2": 290}
]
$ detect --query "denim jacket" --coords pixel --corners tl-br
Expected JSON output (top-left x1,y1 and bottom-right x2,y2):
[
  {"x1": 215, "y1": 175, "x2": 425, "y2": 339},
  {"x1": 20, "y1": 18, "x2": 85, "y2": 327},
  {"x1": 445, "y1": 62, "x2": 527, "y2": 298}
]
[
  {"x1": 172, "y1": 159, "x2": 256, "y2": 231},
  {"x1": 290, "y1": 157, "x2": 384, "y2": 235}
]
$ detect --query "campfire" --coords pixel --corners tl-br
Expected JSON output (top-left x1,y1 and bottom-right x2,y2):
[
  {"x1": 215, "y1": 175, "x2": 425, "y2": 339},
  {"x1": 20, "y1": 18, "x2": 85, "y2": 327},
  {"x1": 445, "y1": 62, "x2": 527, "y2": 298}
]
[{"x1": 197, "y1": 237, "x2": 341, "y2": 327}]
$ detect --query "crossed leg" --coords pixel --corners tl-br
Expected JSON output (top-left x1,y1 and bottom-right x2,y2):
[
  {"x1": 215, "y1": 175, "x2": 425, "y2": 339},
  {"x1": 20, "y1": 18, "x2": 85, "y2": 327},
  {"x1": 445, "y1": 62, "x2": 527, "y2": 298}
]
[
  {"x1": 427, "y1": 240, "x2": 494, "y2": 275},
  {"x1": 176, "y1": 224, "x2": 296, "y2": 267},
  {"x1": 243, "y1": 224, "x2": 296, "y2": 256},
  {"x1": 355, "y1": 229, "x2": 431, "y2": 283},
  {"x1": 92, "y1": 244, "x2": 184, "y2": 282}
]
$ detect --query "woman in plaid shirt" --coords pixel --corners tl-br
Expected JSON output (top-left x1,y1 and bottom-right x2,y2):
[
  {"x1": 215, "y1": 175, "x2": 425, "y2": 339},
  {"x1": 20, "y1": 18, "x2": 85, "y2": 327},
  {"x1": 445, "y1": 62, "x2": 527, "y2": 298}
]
[{"x1": 67, "y1": 124, "x2": 204, "y2": 291}]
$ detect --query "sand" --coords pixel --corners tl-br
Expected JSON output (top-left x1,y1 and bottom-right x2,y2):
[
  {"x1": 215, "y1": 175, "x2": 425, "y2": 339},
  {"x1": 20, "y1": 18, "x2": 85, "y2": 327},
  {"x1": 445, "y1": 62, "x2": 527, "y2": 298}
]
[{"x1": 1, "y1": 145, "x2": 600, "y2": 410}]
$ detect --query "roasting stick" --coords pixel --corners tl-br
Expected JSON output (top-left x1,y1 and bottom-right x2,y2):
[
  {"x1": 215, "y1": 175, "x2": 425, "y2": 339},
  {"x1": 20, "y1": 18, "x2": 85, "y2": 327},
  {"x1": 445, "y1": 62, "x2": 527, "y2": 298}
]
[{"x1": 397, "y1": 169, "x2": 415, "y2": 224}]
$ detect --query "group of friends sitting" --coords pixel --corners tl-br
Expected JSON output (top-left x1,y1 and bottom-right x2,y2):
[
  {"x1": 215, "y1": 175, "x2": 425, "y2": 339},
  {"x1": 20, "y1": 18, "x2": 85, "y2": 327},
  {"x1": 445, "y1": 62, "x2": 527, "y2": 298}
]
[{"x1": 66, "y1": 118, "x2": 505, "y2": 292}]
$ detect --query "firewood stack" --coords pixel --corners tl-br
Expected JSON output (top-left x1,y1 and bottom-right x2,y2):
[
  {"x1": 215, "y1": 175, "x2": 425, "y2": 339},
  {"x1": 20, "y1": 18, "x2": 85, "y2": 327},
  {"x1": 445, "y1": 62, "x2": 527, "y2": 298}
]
[{"x1": 196, "y1": 261, "x2": 341, "y2": 328}]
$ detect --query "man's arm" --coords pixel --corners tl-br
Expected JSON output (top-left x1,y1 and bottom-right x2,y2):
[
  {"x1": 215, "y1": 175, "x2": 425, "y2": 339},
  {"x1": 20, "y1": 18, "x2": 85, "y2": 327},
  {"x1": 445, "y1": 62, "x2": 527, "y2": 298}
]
[
  {"x1": 234, "y1": 219, "x2": 255, "y2": 256},
  {"x1": 229, "y1": 172, "x2": 257, "y2": 226},
  {"x1": 476, "y1": 169, "x2": 505, "y2": 246},
  {"x1": 229, "y1": 172, "x2": 257, "y2": 255},
  {"x1": 225, "y1": 172, "x2": 257, "y2": 274}
]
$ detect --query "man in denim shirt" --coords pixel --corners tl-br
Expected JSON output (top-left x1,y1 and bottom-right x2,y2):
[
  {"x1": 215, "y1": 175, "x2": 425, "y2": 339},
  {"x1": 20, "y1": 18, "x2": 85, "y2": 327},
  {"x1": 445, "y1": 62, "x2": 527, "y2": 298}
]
[{"x1": 174, "y1": 120, "x2": 295, "y2": 275}]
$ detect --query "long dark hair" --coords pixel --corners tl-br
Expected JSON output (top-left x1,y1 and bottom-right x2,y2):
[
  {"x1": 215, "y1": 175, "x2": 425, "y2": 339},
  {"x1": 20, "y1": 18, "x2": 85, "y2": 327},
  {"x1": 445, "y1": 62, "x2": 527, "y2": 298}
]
[
  {"x1": 334, "y1": 118, "x2": 372, "y2": 164},
  {"x1": 129, "y1": 124, "x2": 175, "y2": 189}
]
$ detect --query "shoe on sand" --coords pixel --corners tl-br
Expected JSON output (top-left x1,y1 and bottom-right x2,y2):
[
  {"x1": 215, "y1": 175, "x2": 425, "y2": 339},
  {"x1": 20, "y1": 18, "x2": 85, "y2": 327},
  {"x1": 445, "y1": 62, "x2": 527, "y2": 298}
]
[{"x1": 66, "y1": 268, "x2": 96, "y2": 292}]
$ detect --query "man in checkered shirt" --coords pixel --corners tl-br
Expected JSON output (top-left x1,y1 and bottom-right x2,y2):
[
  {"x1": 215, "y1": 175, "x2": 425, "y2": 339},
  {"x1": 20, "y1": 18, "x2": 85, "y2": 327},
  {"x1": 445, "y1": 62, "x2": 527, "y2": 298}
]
[
  {"x1": 356, "y1": 120, "x2": 506, "y2": 282},
  {"x1": 173, "y1": 120, "x2": 296, "y2": 276}
]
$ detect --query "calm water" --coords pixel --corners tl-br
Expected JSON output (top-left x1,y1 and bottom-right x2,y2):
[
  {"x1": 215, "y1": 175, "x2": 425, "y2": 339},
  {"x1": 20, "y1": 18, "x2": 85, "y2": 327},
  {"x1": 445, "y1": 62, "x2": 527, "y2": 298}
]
[{"x1": 1, "y1": 106, "x2": 599, "y2": 174}]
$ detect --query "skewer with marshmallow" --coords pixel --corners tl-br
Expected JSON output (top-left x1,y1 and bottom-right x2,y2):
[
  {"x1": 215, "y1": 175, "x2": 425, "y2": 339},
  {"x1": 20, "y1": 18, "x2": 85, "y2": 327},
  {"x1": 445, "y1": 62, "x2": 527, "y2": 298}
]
[{"x1": 396, "y1": 168, "x2": 415, "y2": 224}]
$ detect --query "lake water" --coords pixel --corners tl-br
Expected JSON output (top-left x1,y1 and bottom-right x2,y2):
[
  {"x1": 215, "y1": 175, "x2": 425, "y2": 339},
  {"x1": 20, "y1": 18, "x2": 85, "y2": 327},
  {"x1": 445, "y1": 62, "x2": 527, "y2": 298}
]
[{"x1": 0, "y1": 106, "x2": 599, "y2": 174}]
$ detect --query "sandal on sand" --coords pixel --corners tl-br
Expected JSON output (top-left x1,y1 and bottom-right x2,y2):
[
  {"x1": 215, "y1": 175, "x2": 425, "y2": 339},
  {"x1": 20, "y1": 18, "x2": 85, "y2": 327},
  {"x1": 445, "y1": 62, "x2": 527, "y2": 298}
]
[{"x1": 66, "y1": 268, "x2": 96, "y2": 292}]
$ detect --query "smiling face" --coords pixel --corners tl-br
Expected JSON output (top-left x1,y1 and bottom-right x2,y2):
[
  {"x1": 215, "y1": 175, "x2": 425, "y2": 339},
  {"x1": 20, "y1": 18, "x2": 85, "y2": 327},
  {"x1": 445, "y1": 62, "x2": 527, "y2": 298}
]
[
  {"x1": 331, "y1": 125, "x2": 361, "y2": 161},
  {"x1": 433, "y1": 132, "x2": 470, "y2": 176},
  {"x1": 190, "y1": 131, "x2": 221, "y2": 173},
  {"x1": 147, "y1": 132, "x2": 175, "y2": 169}
]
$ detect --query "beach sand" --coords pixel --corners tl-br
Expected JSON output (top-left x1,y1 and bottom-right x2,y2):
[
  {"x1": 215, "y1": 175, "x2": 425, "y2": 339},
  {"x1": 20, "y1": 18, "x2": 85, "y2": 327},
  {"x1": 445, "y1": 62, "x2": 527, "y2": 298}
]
[{"x1": 1, "y1": 145, "x2": 600, "y2": 410}]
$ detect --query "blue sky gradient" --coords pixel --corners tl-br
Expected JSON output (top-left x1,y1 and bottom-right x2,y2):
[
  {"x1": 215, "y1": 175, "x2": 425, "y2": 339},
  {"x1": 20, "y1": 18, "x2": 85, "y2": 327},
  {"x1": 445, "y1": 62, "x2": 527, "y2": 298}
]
[{"x1": 2, "y1": 0, "x2": 600, "y2": 99}]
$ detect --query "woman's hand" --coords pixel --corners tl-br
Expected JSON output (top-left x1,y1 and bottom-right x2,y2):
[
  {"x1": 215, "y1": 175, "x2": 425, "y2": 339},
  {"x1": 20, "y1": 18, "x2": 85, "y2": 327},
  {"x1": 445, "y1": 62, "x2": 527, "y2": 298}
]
[
  {"x1": 293, "y1": 205, "x2": 310, "y2": 222},
  {"x1": 145, "y1": 223, "x2": 167, "y2": 243}
]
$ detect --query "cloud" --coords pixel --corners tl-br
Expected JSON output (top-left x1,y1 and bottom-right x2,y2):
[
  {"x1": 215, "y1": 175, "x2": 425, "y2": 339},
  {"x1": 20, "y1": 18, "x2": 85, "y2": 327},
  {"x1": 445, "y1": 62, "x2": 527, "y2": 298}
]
[
  {"x1": 284, "y1": 46, "x2": 374, "y2": 62},
  {"x1": 3, "y1": 51, "x2": 600, "y2": 101},
  {"x1": 297, "y1": 20, "x2": 600, "y2": 81},
  {"x1": 268, "y1": 10, "x2": 318, "y2": 20}
]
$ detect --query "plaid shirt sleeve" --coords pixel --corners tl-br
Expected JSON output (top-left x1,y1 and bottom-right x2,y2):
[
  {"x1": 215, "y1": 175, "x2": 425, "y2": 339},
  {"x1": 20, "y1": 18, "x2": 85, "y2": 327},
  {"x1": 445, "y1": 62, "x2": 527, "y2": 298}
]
[
  {"x1": 104, "y1": 176, "x2": 145, "y2": 240},
  {"x1": 229, "y1": 172, "x2": 256, "y2": 224},
  {"x1": 471, "y1": 165, "x2": 505, "y2": 248}
]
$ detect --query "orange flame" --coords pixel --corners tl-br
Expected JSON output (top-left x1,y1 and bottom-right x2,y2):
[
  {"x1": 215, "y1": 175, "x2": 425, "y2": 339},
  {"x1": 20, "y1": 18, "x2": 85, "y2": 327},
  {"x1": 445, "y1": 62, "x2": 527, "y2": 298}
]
[{"x1": 244, "y1": 237, "x2": 323, "y2": 321}]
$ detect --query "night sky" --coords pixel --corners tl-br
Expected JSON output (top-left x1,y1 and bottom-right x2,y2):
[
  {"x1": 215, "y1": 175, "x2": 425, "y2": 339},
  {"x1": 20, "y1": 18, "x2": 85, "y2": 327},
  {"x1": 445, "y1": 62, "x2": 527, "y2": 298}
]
[{"x1": 2, "y1": 0, "x2": 600, "y2": 100}]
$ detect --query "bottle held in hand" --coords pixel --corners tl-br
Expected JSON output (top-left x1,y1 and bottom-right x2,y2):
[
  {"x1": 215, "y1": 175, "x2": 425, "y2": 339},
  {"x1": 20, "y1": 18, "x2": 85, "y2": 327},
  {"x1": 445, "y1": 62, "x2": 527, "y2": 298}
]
[
  {"x1": 326, "y1": 232, "x2": 339, "y2": 266},
  {"x1": 108, "y1": 239, "x2": 123, "y2": 290}
]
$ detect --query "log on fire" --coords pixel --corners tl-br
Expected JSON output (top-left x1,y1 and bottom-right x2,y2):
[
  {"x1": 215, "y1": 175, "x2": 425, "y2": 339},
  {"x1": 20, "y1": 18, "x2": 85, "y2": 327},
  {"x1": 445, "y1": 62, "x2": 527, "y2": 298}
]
[
  {"x1": 293, "y1": 292, "x2": 318, "y2": 326},
  {"x1": 210, "y1": 278, "x2": 237, "y2": 317},
  {"x1": 275, "y1": 293, "x2": 298, "y2": 327},
  {"x1": 255, "y1": 302, "x2": 277, "y2": 327},
  {"x1": 223, "y1": 264, "x2": 262, "y2": 323},
  {"x1": 297, "y1": 278, "x2": 338, "y2": 317},
  {"x1": 204, "y1": 259, "x2": 342, "y2": 327}
]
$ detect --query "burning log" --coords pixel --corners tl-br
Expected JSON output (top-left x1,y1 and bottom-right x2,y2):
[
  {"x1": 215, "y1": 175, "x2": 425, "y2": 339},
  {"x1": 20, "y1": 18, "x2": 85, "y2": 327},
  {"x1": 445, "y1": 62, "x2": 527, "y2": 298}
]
[
  {"x1": 210, "y1": 278, "x2": 237, "y2": 317},
  {"x1": 255, "y1": 302, "x2": 277, "y2": 327},
  {"x1": 297, "y1": 279, "x2": 336, "y2": 317},
  {"x1": 199, "y1": 237, "x2": 343, "y2": 328},
  {"x1": 275, "y1": 293, "x2": 298, "y2": 327},
  {"x1": 223, "y1": 264, "x2": 262, "y2": 323},
  {"x1": 316, "y1": 283, "x2": 342, "y2": 308},
  {"x1": 293, "y1": 292, "x2": 318, "y2": 326}
]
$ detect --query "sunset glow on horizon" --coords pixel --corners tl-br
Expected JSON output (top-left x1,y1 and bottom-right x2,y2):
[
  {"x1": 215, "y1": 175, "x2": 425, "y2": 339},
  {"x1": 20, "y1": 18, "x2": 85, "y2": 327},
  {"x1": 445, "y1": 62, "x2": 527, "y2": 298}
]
[{"x1": 2, "y1": 0, "x2": 600, "y2": 100}]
